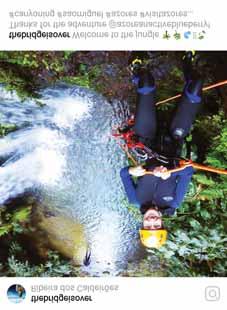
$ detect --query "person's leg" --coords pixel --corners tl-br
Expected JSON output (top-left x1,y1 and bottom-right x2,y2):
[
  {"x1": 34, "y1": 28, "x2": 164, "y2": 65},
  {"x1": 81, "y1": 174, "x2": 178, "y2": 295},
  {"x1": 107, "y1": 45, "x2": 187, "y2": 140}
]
[
  {"x1": 133, "y1": 71, "x2": 157, "y2": 142},
  {"x1": 170, "y1": 52, "x2": 204, "y2": 141},
  {"x1": 170, "y1": 76, "x2": 203, "y2": 141}
]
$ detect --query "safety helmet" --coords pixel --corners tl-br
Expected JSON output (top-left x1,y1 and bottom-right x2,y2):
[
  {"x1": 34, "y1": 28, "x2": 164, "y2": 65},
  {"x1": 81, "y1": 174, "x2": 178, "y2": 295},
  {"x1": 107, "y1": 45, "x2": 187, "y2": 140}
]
[{"x1": 139, "y1": 229, "x2": 167, "y2": 249}]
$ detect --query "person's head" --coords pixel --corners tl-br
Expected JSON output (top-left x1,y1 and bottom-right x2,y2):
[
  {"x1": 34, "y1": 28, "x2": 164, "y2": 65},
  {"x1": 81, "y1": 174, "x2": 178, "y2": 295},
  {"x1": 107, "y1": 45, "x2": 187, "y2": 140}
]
[
  {"x1": 143, "y1": 207, "x2": 163, "y2": 229},
  {"x1": 139, "y1": 205, "x2": 167, "y2": 249}
]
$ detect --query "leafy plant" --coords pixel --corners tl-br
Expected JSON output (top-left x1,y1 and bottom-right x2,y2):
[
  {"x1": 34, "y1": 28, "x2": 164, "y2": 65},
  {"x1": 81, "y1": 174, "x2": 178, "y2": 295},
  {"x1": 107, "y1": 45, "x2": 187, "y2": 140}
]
[
  {"x1": 0, "y1": 206, "x2": 31, "y2": 237},
  {"x1": 5, "y1": 251, "x2": 78, "y2": 277}
]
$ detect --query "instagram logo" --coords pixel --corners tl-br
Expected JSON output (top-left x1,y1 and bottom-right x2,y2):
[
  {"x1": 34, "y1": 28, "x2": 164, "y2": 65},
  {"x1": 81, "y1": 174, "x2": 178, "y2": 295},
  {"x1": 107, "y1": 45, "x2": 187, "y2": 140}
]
[{"x1": 205, "y1": 286, "x2": 220, "y2": 302}]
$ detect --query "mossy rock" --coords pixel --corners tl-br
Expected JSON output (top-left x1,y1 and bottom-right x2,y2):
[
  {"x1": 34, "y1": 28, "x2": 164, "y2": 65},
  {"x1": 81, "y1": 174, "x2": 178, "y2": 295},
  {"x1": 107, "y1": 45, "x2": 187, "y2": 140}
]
[{"x1": 30, "y1": 207, "x2": 89, "y2": 266}]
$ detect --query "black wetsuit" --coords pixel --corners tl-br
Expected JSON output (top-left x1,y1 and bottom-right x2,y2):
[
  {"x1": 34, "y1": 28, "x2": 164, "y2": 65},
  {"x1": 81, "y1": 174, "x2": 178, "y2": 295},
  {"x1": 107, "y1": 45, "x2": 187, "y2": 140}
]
[{"x1": 120, "y1": 71, "x2": 203, "y2": 215}]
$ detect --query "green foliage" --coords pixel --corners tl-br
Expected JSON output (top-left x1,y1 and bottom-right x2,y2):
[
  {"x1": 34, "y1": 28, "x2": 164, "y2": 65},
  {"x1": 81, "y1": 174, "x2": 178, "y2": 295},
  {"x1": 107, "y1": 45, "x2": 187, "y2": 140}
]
[
  {"x1": 9, "y1": 241, "x2": 23, "y2": 256},
  {"x1": 61, "y1": 65, "x2": 102, "y2": 90},
  {"x1": 193, "y1": 112, "x2": 226, "y2": 157},
  {"x1": 0, "y1": 66, "x2": 40, "y2": 100},
  {"x1": 155, "y1": 229, "x2": 227, "y2": 276},
  {"x1": 0, "y1": 52, "x2": 38, "y2": 68},
  {"x1": 157, "y1": 66, "x2": 184, "y2": 112},
  {"x1": 0, "y1": 224, "x2": 12, "y2": 237},
  {"x1": 62, "y1": 76, "x2": 90, "y2": 88},
  {"x1": 0, "y1": 206, "x2": 31, "y2": 237},
  {"x1": 11, "y1": 207, "x2": 31, "y2": 222},
  {"x1": 5, "y1": 251, "x2": 78, "y2": 277},
  {"x1": 0, "y1": 51, "x2": 64, "y2": 71},
  {"x1": 63, "y1": 51, "x2": 74, "y2": 60},
  {"x1": 41, "y1": 252, "x2": 74, "y2": 277},
  {"x1": 0, "y1": 51, "x2": 68, "y2": 100},
  {"x1": 206, "y1": 122, "x2": 227, "y2": 168},
  {"x1": 7, "y1": 256, "x2": 36, "y2": 277}
]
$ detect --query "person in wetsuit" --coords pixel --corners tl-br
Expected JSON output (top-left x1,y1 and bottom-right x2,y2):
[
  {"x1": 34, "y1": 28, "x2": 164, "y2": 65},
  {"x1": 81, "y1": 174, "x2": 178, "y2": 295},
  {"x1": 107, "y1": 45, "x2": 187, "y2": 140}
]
[{"x1": 120, "y1": 53, "x2": 203, "y2": 248}]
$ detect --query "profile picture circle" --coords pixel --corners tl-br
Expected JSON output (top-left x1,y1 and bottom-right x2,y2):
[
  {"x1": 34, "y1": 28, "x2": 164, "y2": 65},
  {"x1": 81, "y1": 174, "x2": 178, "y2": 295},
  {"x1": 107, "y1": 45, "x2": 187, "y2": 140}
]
[{"x1": 7, "y1": 284, "x2": 26, "y2": 303}]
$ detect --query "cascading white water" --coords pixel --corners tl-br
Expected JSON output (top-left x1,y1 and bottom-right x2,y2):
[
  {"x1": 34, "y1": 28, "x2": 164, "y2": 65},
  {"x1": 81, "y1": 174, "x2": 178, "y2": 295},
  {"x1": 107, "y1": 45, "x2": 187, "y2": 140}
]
[{"x1": 0, "y1": 84, "x2": 143, "y2": 275}]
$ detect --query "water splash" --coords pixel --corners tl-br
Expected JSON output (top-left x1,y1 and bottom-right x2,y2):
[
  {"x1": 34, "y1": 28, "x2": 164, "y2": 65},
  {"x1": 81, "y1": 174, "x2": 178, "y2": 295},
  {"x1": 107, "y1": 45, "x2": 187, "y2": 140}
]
[{"x1": 0, "y1": 84, "x2": 142, "y2": 275}]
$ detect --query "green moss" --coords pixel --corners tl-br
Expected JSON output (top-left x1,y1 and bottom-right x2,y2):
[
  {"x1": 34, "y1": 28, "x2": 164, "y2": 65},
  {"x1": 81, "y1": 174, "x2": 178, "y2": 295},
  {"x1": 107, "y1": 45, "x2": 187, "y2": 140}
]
[
  {"x1": 61, "y1": 75, "x2": 90, "y2": 88},
  {"x1": 0, "y1": 124, "x2": 17, "y2": 137}
]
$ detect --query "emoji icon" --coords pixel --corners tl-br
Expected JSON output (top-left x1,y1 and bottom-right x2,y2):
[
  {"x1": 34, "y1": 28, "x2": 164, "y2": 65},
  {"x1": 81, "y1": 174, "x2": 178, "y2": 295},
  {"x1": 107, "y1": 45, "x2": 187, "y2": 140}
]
[
  {"x1": 174, "y1": 31, "x2": 181, "y2": 40},
  {"x1": 198, "y1": 31, "x2": 206, "y2": 40},
  {"x1": 163, "y1": 31, "x2": 171, "y2": 40},
  {"x1": 184, "y1": 31, "x2": 191, "y2": 39}
]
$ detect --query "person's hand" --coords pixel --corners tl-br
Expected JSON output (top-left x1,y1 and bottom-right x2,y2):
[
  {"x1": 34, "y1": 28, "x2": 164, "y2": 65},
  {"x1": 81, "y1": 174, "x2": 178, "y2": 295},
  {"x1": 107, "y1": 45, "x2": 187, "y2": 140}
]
[
  {"x1": 129, "y1": 166, "x2": 146, "y2": 177},
  {"x1": 153, "y1": 166, "x2": 171, "y2": 180}
]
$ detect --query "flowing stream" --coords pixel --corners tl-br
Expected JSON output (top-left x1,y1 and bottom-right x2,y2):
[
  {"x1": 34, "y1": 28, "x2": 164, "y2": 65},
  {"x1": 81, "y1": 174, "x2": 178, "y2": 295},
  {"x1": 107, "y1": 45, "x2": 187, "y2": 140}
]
[{"x1": 0, "y1": 84, "x2": 143, "y2": 275}]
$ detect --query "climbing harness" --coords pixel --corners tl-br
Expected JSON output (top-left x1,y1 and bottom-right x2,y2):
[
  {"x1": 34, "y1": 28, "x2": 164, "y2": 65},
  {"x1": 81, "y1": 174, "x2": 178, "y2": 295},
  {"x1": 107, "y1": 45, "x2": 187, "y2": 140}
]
[
  {"x1": 113, "y1": 77, "x2": 227, "y2": 175},
  {"x1": 113, "y1": 118, "x2": 170, "y2": 165}
]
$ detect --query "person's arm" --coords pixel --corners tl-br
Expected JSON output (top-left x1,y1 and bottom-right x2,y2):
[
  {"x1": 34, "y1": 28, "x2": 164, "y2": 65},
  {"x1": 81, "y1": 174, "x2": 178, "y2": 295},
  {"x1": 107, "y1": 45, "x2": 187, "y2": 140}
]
[
  {"x1": 168, "y1": 166, "x2": 195, "y2": 210},
  {"x1": 120, "y1": 167, "x2": 140, "y2": 206}
]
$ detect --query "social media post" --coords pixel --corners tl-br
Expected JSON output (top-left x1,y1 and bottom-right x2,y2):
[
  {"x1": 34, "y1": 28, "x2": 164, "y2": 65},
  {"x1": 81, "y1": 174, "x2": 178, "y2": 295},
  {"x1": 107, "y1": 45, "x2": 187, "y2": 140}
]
[
  {"x1": 0, "y1": 50, "x2": 226, "y2": 308},
  {"x1": 0, "y1": 0, "x2": 227, "y2": 309}
]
